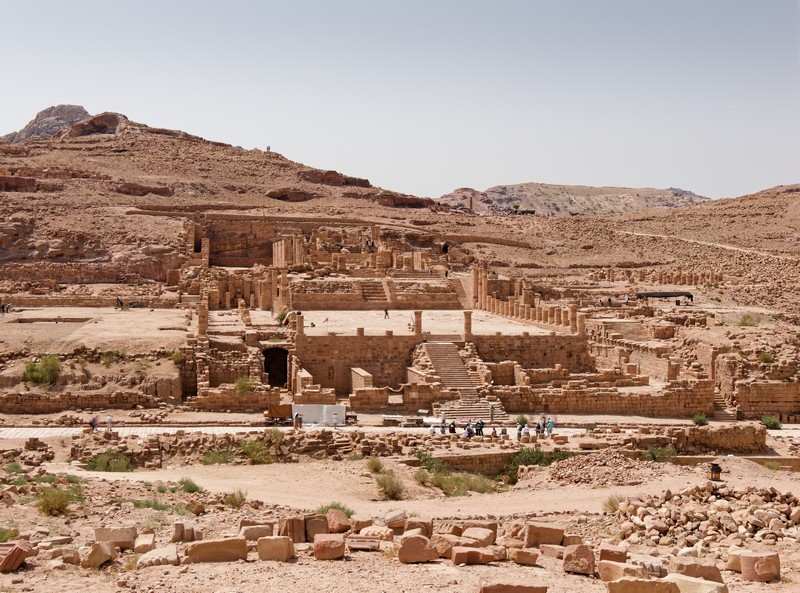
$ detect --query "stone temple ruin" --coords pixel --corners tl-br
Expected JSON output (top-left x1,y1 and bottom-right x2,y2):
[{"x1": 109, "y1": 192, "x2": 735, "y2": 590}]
[{"x1": 3, "y1": 212, "x2": 788, "y2": 425}]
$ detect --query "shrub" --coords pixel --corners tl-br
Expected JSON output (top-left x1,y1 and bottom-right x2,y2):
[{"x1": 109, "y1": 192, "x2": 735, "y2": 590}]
[
  {"x1": 87, "y1": 450, "x2": 132, "y2": 472},
  {"x1": 276, "y1": 311, "x2": 288, "y2": 325},
  {"x1": 23, "y1": 355, "x2": 60, "y2": 385},
  {"x1": 201, "y1": 449, "x2": 233, "y2": 465},
  {"x1": 692, "y1": 413, "x2": 708, "y2": 426},
  {"x1": 171, "y1": 350, "x2": 186, "y2": 365},
  {"x1": 515, "y1": 414, "x2": 529, "y2": 427},
  {"x1": 762, "y1": 415, "x2": 782, "y2": 430},
  {"x1": 224, "y1": 489, "x2": 247, "y2": 509},
  {"x1": 268, "y1": 428, "x2": 283, "y2": 446},
  {"x1": 234, "y1": 376, "x2": 254, "y2": 395},
  {"x1": 504, "y1": 448, "x2": 572, "y2": 484},
  {"x1": 36, "y1": 487, "x2": 71, "y2": 516},
  {"x1": 4, "y1": 462, "x2": 23, "y2": 475},
  {"x1": 178, "y1": 477, "x2": 202, "y2": 493},
  {"x1": 315, "y1": 501, "x2": 354, "y2": 517},
  {"x1": 586, "y1": 423, "x2": 598, "y2": 432},
  {"x1": 375, "y1": 470, "x2": 404, "y2": 500},
  {"x1": 129, "y1": 498, "x2": 170, "y2": 511},
  {"x1": 156, "y1": 484, "x2": 168, "y2": 494},
  {"x1": 65, "y1": 474, "x2": 81, "y2": 484},
  {"x1": 240, "y1": 440, "x2": 272, "y2": 465},
  {"x1": 764, "y1": 460, "x2": 781, "y2": 471},
  {"x1": 759, "y1": 352, "x2": 774, "y2": 364},
  {"x1": 413, "y1": 450, "x2": 449, "y2": 474},
  {"x1": 414, "y1": 468, "x2": 431, "y2": 486},
  {"x1": 644, "y1": 445, "x2": 677, "y2": 463},
  {"x1": 0, "y1": 527, "x2": 19, "y2": 542},
  {"x1": 35, "y1": 473, "x2": 57, "y2": 484},
  {"x1": 603, "y1": 493, "x2": 626, "y2": 513},
  {"x1": 738, "y1": 313, "x2": 760, "y2": 327},
  {"x1": 347, "y1": 452, "x2": 364, "y2": 461},
  {"x1": 100, "y1": 350, "x2": 125, "y2": 367},
  {"x1": 462, "y1": 473, "x2": 494, "y2": 494},
  {"x1": 366, "y1": 457, "x2": 384, "y2": 474}
]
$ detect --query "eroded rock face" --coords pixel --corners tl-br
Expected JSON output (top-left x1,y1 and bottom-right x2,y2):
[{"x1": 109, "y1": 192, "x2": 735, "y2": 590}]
[
  {"x1": 0, "y1": 105, "x2": 90, "y2": 143},
  {"x1": 63, "y1": 113, "x2": 125, "y2": 137}
]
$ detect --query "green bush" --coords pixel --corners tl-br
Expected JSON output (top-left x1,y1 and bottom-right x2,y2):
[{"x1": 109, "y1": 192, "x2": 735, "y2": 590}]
[
  {"x1": 692, "y1": 413, "x2": 708, "y2": 426},
  {"x1": 603, "y1": 493, "x2": 626, "y2": 513},
  {"x1": 347, "y1": 452, "x2": 364, "y2": 461},
  {"x1": 87, "y1": 450, "x2": 132, "y2": 472},
  {"x1": 504, "y1": 448, "x2": 572, "y2": 484},
  {"x1": 36, "y1": 487, "x2": 71, "y2": 516},
  {"x1": 375, "y1": 470, "x2": 404, "y2": 500},
  {"x1": 0, "y1": 527, "x2": 19, "y2": 542},
  {"x1": 762, "y1": 415, "x2": 782, "y2": 430},
  {"x1": 515, "y1": 414, "x2": 529, "y2": 427},
  {"x1": 586, "y1": 423, "x2": 598, "y2": 432},
  {"x1": 234, "y1": 376, "x2": 254, "y2": 395},
  {"x1": 413, "y1": 450, "x2": 449, "y2": 474},
  {"x1": 414, "y1": 468, "x2": 431, "y2": 486},
  {"x1": 315, "y1": 501, "x2": 354, "y2": 517},
  {"x1": 276, "y1": 311, "x2": 288, "y2": 325},
  {"x1": 35, "y1": 473, "x2": 57, "y2": 484},
  {"x1": 738, "y1": 313, "x2": 760, "y2": 327},
  {"x1": 156, "y1": 484, "x2": 168, "y2": 494},
  {"x1": 644, "y1": 445, "x2": 677, "y2": 463},
  {"x1": 129, "y1": 498, "x2": 170, "y2": 511},
  {"x1": 23, "y1": 355, "x2": 60, "y2": 385},
  {"x1": 178, "y1": 477, "x2": 202, "y2": 493},
  {"x1": 100, "y1": 350, "x2": 125, "y2": 367},
  {"x1": 4, "y1": 462, "x2": 23, "y2": 475},
  {"x1": 366, "y1": 457, "x2": 384, "y2": 474},
  {"x1": 240, "y1": 440, "x2": 272, "y2": 465},
  {"x1": 268, "y1": 428, "x2": 283, "y2": 446},
  {"x1": 224, "y1": 489, "x2": 247, "y2": 509},
  {"x1": 171, "y1": 350, "x2": 186, "y2": 365},
  {"x1": 201, "y1": 449, "x2": 233, "y2": 465},
  {"x1": 759, "y1": 352, "x2": 774, "y2": 363},
  {"x1": 65, "y1": 474, "x2": 81, "y2": 484},
  {"x1": 764, "y1": 460, "x2": 781, "y2": 471}
]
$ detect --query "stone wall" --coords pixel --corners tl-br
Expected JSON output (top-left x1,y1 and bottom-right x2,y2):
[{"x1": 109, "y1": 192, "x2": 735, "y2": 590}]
[
  {"x1": 736, "y1": 381, "x2": 800, "y2": 418},
  {"x1": 488, "y1": 379, "x2": 714, "y2": 418},
  {"x1": 0, "y1": 390, "x2": 159, "y2": 414},
  {"x1": 472, "y1": 334, "x2": 592, "y2": 373},
  {"x1": 296, "y1": 333, "x2": 419, "y2": 395},
  {"x1": 186, "y1": 385, "x2": 281, "y2": 411}
]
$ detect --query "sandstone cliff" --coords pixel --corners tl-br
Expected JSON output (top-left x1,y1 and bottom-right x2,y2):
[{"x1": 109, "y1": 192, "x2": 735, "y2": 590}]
[{"x1": 0, "y1": 105, "x2": 91, "y2": 143}]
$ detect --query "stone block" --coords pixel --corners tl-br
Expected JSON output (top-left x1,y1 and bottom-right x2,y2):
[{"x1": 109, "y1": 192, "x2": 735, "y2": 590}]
[
  {"x1": 279, "y1": 516, "x2": 306, "y2": 543},
  {"x1": 350, "y1": 515, "x2": 372, "y2": 533},
  {"x1": 606, "y1": 578, "x2": 680, "y2": 593},
  {"x1": 668, "y1": 557, "x2": 723, "y2": 583},
  {"x1": 384, "y1": 509, "x2": 407, "y2": 529},
  {"x1": 540, "y1": 544, "x2": 565, "y2": 559},
  {"x1": 306, "y1": 515, "x2": 329, "y2": 542},
  {"x1": 137, "y1": 545, "x2": 180, "y2": 569},
  {"x1": 257, "y1": 536, "x2": 294, "y2": 561},
  {"x1": 452, "y1": 546, "x2": 495, "y2": 565},
  {"x1": 477, "y1": 577, "x2": 548, "y2": 593},
  {"x1": 398, "y1": 535, "x2": 439, "y2": 563},
  {"x1": 599, "y1": 544, "x2": 628, "y2": 563},
  {"x1": 134, "y1": 533, "x2": 156, "y2": 554},
  {"x1": 723, "y1": 547, "x2": 743, "y2": 572},
  {"x1": 662, "y1": 574, "x2": 729, "y2": 593},
  {"x1": 462, "y1": 527, "x2": 495, "y2": 547},
  {"x1": 563, "y1": 544, "x2": 595, "y2": 575},
  {"x1": 360, "y1": 525, "x2": 394, "y2": 541},
  {"x1": 405, "y1": 518, "x2": 433, "y2": 538},
  {"x1": 507, "y1": 548, "x2": 539, "y2": 566},
  {"x1": 80, "y1": 541, "x2": 118, "y2": 569},
  {"x1": 95, "y1": 526, "x2": 138, "y2": 550},
  {"x1": 562, "y1": 533, "x2": 583, "y2": 546},
  {"x1": 326, "y1": 509, "x2": 351, "y2": 533},
  {"x1": 739, "y1": 551, "x2": 780, "y2": 582},
  {"x1": 313, "y1": 533, "x2": 345, "y2": 560},
  {"x1": 345, "y1": 535, "x2": 381, "y2": 551},
  {"x1": 598, "y1": 560, "x2": 649, "y2": 582},
  {"x1": 436, "y1": 521, "x2": 463, "y2": 536},
  {"x1": 432, "y1": 534, "x2": 479, "y2": 558},
  {"x1": 463, "y1": 520, "x2": 498, "y2": 539},
  {"x1": 239, "y1": 524, "x2": 275, "y2": 541},
  {"x1": 184, "y1": 537, "x2": 247, "y2": 563},
  {"x1": 523, "y1": 523, "x2": 563, "y2": 547},
  {"x1": 0, "y1": 540, "x2": 33, "y2": 573}
]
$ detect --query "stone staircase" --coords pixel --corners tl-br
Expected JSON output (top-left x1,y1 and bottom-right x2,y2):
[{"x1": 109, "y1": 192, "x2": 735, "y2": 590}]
[
  {"x1": 424, "y1": 342, "x2": 510, "y2": 424},
  {"x1": 360, "y1": 281, "x2": 388, "y2": 303},
  {"x1": 713, "y1": 391, "x2": 737, "y2": 422}
]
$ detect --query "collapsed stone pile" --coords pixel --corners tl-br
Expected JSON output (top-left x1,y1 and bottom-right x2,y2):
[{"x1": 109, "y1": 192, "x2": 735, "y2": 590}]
[
  {"x1": 547, "y1": 449, "x2": 666, "y2": 487},
  {"x1": 0, "y1": 438, "x2": 53, "y2": 467},
  {"x1": 614, "y1": 482, "x2": 800, "y2": 550}
]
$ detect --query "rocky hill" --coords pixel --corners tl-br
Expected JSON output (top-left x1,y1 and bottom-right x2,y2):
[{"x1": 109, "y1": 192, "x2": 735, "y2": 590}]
[
  {"x1": 438, "y1": 182, "x2": 707, "y2": 216},
  {"x1": 0, "y1": 105, "x2": 90, "y2": 144}
]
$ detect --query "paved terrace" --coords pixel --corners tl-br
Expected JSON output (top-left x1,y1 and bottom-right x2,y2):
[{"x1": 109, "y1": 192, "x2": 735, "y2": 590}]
[{"x1": 250, "y1": 309, "x2": 554, "y2": 336}]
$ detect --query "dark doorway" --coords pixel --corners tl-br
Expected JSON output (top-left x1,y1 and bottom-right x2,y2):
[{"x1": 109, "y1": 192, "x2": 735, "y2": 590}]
[{"x1": 263, "y1": 347, "x2": 288, "y2": 387}]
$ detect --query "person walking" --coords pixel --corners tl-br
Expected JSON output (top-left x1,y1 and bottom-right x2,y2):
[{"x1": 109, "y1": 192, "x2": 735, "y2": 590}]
[{"x1": 383, "y1": 308, "x2": 389, "y2": 319}]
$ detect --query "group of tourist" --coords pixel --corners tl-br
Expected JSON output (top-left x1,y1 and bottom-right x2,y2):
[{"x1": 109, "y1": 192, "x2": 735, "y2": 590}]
[
  {"x1": 88, "y1": 415, "x2": 114, "y2": 432},
  {"x1": 0, "y1": 302, "x2": 12, "y2": 314},
  {"x1": 429, "y1": 418, "x2": 498, "y2": 439},
  {"x1": 516, "y1": 416, "x2": 555, "y2": 440}
]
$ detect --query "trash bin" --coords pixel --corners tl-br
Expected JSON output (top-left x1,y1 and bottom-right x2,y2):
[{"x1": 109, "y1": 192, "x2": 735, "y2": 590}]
[{"x1": 709, "y1": 463, "x2": 722, "y2": 481}]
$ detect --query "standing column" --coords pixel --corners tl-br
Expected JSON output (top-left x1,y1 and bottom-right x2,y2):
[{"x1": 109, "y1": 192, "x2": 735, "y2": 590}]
[
  {"x1": 463, "y1": 310, "x2": 473, "y2": 340},
  {"x1": 569, "y1": 304, "x2": 578, "y2": 333},
  {"x1": 414, "y1": 310, "x2": 423, "y2": 337}
]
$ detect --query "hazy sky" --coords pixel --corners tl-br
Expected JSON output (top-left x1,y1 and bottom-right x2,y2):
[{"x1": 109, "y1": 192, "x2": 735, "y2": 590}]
[{"x1": 3, "y1": 0, "x2": 798, "y2": 199}]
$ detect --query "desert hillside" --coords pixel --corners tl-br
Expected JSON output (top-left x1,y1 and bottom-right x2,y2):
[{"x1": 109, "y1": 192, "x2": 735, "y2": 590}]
[{"x1": 438, "y1": 182, "x2": 707, "y2": 216}]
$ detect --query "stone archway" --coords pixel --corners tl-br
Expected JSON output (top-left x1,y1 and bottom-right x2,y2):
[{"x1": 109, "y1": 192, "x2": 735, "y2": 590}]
[{"x1": 263, "y1": 347, "x2": 288, "y2": 387}]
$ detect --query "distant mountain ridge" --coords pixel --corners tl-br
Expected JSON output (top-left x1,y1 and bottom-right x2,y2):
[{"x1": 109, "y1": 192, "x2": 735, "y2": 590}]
[
  {"x1": 438, "y1": 182, "x2": 709, "y2": 216},
  {"x1": 0, "y1": 105, "x2": 90, "y2": 143}
]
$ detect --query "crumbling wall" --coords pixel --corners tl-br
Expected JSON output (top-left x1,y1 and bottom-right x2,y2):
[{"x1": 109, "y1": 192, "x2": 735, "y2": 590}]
[{"x1": 472, "y1": 334, "x2": 591, "y2": 373}]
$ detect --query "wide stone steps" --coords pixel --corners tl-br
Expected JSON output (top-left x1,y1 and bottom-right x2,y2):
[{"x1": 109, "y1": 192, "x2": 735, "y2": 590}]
[
  {"x1": 360, "y1": 282, "x2": 388, "y2": 302},
  {"x1": 713, "y1": 392, "x2": 737, "y2": 422}
]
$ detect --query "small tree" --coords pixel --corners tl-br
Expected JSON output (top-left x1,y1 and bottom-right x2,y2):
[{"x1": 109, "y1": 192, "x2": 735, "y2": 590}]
[{"x1": 234, "y1": 376, "x2": 254, "y2": 395}]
